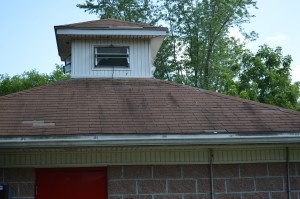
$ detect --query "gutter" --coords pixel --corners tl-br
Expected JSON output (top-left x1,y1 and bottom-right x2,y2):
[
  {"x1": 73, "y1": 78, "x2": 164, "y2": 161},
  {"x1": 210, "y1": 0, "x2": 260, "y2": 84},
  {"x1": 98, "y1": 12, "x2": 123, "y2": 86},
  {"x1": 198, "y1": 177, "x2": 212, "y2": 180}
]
[{"x1": 1, "y1": 133, "x2": 300, "y2": 149}]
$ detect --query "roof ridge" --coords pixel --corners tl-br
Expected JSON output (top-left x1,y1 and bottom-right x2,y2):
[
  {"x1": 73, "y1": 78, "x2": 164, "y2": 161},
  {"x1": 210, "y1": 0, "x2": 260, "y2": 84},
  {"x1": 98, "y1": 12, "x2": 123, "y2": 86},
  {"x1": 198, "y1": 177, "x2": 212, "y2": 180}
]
[
  {"x1": 55, "y1": 18, "x2": 156, "y2": 28},
  {"x1": 55, "y1": 19, "x2": 100, "y2": 27},
  {"x1": 103, "y1": 18, "x2": 155, "y2": 27}
]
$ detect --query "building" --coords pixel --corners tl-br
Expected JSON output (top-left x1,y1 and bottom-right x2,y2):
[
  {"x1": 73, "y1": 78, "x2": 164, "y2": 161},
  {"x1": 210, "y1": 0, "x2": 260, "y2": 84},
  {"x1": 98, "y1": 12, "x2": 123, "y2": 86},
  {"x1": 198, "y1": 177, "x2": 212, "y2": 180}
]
[{"x1": 1, "y1": 19, "x2": 300, "y2": 199}]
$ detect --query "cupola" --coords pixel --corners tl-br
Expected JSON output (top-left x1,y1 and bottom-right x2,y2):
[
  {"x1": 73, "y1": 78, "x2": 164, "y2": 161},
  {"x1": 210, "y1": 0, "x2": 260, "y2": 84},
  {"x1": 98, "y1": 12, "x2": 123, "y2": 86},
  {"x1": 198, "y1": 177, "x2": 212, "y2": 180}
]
[{"x1": 54, "y1": 19, "x2": 167, "y2": 78}]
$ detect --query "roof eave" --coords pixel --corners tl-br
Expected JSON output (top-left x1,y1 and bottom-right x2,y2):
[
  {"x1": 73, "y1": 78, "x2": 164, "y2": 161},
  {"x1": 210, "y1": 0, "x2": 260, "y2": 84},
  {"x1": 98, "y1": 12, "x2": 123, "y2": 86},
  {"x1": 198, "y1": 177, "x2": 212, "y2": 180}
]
[
  {"x1": 54, "y1": 28, "x2": 63, "y2": 61},
  {"x1": 55, "y1": 28, "x2": 167, "y2": 36},
  {"x1": 55, "y1": 28, "x2": 167, "y2": 60},
  {"x1": 1, "y1": 132, "x2": 300, "y2": 149},
  {"x1": 54, "y1": 26, "x2": 168, "y2": 31}
]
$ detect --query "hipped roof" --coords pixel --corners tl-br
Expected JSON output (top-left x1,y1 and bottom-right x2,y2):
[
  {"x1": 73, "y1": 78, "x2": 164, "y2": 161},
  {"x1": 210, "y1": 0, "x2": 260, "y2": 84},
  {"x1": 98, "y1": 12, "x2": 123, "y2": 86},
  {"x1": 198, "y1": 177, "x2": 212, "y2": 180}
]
[
  {"x1": 55, "y1": 18, "x2": 168, "y2": 31},
  {"x1": 0, "y1": 78, "x2": 299, "y2": 136}
]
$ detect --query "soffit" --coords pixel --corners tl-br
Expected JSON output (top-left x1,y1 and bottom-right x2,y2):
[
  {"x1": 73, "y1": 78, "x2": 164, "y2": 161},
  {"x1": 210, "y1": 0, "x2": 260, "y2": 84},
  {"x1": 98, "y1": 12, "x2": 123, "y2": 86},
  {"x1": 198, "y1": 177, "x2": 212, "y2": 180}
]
[{"x1": 56, "y1": 34, "x2": 157, "y2": 61}]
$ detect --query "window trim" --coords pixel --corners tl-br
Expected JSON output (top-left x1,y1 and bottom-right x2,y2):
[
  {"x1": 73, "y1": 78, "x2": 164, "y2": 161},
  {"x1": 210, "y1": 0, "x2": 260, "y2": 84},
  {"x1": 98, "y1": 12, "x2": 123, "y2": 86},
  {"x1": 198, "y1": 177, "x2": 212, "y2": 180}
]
[
  {"x1": 63, "y1": 55, "x2": 71, "y2": 74},
  {"x1": 94, "y1": 46, "x2": 130, "y2": 68}
]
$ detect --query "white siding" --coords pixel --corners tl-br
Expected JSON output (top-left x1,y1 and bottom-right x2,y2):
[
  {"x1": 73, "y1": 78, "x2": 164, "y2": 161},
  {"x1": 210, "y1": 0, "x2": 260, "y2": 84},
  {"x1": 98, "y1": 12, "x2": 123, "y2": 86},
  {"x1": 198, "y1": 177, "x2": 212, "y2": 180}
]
[{"x1": 71, "y1": 39, "x2": 152, "y2": 78}]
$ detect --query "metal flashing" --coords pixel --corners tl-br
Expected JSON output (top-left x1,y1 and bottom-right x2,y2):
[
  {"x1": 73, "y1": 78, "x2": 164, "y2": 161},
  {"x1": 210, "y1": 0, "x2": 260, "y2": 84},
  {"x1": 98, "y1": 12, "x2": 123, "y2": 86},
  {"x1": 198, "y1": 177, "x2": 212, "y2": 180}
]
[{"x1": 1, "y1": 133, "x2": 300, "y2": 149}]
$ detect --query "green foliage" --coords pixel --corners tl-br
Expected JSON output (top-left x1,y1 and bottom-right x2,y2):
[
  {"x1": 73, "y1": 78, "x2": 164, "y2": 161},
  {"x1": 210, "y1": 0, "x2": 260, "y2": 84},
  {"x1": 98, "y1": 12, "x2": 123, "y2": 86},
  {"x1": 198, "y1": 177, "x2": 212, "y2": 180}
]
[
  {"x1": 77, "y1": 0, "x2": 159, "y2": 24},
  {"x1": 0, "y1": 65, "x2": 70, "y2": 96},
  {"x1": 153, "y1": 37, "x2": 176, "y2": 81},
  {"x1": 236, "y1": 45, "x2": 300, "y2": 110},
  {"x1": 218, "y1": 45, "x2": 300, "y2": 110},
  {"x1": 77, "y1": 0, "x2": 257, "y2": 90},
  {"x1": 77, "y1": 0, "x2": 300, "y2": 110},
  {"x1": 153, "y1": 0, "x2": 257, "y2": 89}
]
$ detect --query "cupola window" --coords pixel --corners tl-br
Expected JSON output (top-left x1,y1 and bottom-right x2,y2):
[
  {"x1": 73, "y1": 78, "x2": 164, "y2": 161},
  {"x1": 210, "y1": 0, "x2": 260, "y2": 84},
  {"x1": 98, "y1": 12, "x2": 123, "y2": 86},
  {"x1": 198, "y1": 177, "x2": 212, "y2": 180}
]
[
  {"x1": 94, "y1": 46, "x2": 129, "y2": 68},
  {"x1": 63, "y1": 55, "x2": 71, "y2": 73}
]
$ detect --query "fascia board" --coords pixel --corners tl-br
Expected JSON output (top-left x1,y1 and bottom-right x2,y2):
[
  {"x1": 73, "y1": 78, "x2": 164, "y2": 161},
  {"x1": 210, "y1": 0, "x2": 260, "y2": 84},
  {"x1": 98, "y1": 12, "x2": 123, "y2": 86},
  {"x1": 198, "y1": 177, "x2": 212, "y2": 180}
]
[{"x1": 56, "y1": 29, "x2": 167, "y2": 36}]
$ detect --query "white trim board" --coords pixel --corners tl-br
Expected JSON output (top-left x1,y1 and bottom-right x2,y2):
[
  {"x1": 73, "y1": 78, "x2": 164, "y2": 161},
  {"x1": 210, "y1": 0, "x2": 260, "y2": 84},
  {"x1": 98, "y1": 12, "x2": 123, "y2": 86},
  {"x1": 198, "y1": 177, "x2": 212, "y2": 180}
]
[{"x1": 56, "y1": 29, "x2": 167, "y2": 36}]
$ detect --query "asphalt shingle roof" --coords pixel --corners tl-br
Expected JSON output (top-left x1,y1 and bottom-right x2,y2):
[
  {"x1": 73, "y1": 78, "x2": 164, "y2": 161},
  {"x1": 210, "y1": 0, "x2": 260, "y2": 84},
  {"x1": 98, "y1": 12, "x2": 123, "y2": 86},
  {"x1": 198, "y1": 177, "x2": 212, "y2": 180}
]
[
  {"x1": 55, "y1": 19, "x2": 168, "y2": 31},
  {"x1": 0, "y1": 78, "x2": 299, "y2": 136}
]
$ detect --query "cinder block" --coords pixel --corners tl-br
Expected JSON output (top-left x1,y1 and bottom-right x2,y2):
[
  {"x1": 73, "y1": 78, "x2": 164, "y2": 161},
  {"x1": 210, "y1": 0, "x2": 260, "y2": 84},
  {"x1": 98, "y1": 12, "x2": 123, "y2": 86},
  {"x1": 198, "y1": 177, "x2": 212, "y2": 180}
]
[
  {"x1": 108, "y1": 166, "x2": 123, "y2": 179},
  {"x1": 184, "y1": 194, "x2": 210, "y2": 199},
  {"x1": 213, "y1": 164, "x2": 239, "y2": 178},
  {"x1": 226, "y1": 178, "x2": 254, "y2": 192},
  {"x1": 18, "y1": 183, "x2": 35, "y2": 197},
  {"x1": 168, "y1": 179, "x2": 196, "y2": 193},
  {"x1": 296, "y1": 163, "x2": 300, "y2": 176},
  {"x1": 290, "y1": 177, "x2": 300, "y2": 190},
  {"x1": 135, "y1": 195, "x2": 153, "y2": 199},
  {"x1": 108, "y1": 180, "x2": 136, "y2": 195},
  {"x1": 268, "y1": 163, "x2": 286, "y2": 176},
  {"x1": 242, "y1": 192, "x2": 269, "y2": 199},
  {"x1": 197, "y1": 179, "x2": 210, "y2": 193},
  {"x1": 182, "y1": 165, "x2": 209, "y2": 178},
  {"x1": 109, "y1": 196, "x2": 122, "y2": 199},
  {"x1": 197, "y1": 179, "x2": 225, "y2": 193},
  {"x1": 153, "y1": 165, "x2": 181, "y2": 178},
  {"x1": 271, "y1": 192, "x2": 298, "y2": 199},
  {"x1": 215, "y1": 193, "x2": 241, "y2": 199},
  {"x1": 124, "y1": 166, "x2": 152, "y2": 179},
  {"x1": 256, "y1": 177, "x2": 283, "y2": 191},
  {"x1": 3, "y1": 168, "x2": 35, "y2": 182},
  {"x1": 154, "y1": 194, "x2": 182, "y2": 199},
  {"x1": 240, "y1": 163, "x2": 268, "y2": 177},
  {"x1": 123, "y1": 195, "x2": 152, "y2": 199},
  {"x1": 138, "y1": 180, "x2": 166, "y2": 194}
]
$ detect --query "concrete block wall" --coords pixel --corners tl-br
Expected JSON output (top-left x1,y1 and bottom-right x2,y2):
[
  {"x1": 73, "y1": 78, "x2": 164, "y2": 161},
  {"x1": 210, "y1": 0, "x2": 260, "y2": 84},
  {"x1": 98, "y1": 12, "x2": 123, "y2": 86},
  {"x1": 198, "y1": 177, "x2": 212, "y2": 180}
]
[
  {"x1": 1, "y1": 163, "x2": 300, "y2": 199},
  {"x1": 107, "y1": 163, "x2": 300, "y2": 199},
  {"x1": 0, "y1": 168, "x2": 35, "y2": 199}
]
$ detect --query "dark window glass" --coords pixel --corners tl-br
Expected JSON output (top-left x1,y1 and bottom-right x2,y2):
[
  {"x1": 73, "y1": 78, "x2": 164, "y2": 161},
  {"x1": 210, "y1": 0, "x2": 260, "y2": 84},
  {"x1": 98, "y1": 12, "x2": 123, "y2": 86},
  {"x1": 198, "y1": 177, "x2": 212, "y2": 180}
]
[{"x1": 95, "y1": 47, "x2": 129, "y2": 67}]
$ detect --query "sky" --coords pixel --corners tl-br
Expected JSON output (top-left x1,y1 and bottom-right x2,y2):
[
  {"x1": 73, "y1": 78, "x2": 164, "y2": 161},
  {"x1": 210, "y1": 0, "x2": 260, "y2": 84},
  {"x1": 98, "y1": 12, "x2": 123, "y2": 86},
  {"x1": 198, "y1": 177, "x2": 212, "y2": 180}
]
[{"x1": 0, "y1": 0, "x2": 299, "y2": 82}]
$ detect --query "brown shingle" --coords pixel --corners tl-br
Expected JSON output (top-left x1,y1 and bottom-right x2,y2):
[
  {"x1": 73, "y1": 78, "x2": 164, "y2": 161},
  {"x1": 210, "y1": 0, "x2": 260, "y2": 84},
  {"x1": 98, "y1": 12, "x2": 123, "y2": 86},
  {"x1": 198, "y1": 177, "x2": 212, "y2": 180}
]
[
  {"x1": 0, "y1": 78, "x2": 299, "y2": 136},
  {"x1": 55, "y1": 18, "x2": 167, "y2": 31}
]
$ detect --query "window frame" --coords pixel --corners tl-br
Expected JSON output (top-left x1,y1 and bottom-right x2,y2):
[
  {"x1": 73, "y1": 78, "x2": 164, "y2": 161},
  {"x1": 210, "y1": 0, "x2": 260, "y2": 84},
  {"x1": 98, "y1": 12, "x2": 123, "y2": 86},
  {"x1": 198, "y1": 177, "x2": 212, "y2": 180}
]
[
  {"x1": 63, "y1": 55, "x2": 71, "y2": 74},
  {"x1": 94, "y1": 46, "x2": 130, "y2": 68}
]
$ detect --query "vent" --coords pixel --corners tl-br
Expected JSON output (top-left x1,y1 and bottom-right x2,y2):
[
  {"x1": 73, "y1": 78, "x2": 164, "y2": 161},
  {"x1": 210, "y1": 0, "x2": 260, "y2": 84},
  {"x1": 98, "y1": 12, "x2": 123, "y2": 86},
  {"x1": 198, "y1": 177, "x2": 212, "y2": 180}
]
[{"x1": 22, "y1": 121, "x2": 55, "y2": 127}]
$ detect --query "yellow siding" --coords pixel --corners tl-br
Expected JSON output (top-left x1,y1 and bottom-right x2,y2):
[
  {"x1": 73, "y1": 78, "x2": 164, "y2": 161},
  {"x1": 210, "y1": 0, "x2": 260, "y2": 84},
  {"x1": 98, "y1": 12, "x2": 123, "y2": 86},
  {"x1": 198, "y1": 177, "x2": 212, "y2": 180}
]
[{"x1": 0, "y1": 145, "x2": 299, "y2": 168}]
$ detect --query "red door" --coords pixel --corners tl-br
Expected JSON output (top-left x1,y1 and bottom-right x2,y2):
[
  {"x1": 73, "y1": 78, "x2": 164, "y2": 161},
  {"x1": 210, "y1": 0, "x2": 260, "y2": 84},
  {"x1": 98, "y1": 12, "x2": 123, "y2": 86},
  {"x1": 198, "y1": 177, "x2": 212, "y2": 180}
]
[{"x1": 35, "y1": 168, "x2": 107, "y2": 199}]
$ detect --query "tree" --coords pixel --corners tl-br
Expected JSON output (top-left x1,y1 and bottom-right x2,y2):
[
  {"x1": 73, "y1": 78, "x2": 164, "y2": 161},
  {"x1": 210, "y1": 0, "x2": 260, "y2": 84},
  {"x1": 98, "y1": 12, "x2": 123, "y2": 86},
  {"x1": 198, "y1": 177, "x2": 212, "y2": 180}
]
[
  {"x1": 153, "y1": 0, "x2": 185, "y2": 83},
  {"x1": 225, "y1": 45, "x2": 300, "y2": 110},
  {"x1": 77, "y1": 0, "x2": 159, "y2": 24},
  {"x1": 77, "y1": 0, "x2": 300, "y2": 110},
  {"x1": 0, "y1": 65, "x2": 70, "y2": 96},
  {"x1": 77, "y1": 0, "x2": 257, "y2": 90},
  {"x1": 156, "y1": 0, "x2": 257, "y2": 89}
]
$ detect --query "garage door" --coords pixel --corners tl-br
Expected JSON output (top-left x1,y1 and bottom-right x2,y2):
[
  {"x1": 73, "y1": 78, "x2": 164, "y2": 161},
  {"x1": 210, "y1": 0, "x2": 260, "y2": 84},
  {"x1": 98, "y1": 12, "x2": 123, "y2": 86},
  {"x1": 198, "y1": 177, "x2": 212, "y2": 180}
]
[{"x1": 35, "y1": 168, "x2": 107, "y2": 199}]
